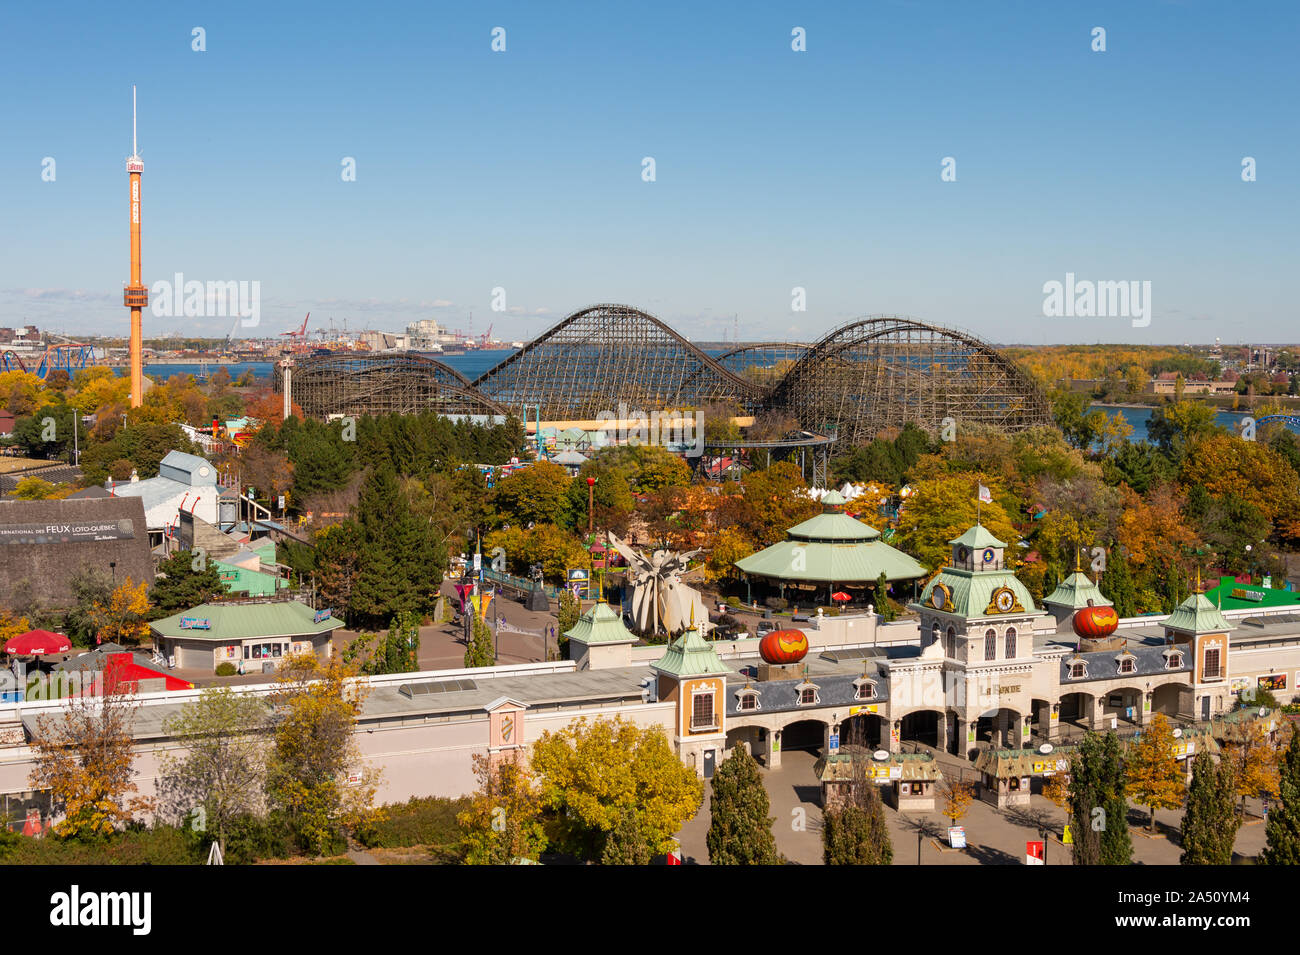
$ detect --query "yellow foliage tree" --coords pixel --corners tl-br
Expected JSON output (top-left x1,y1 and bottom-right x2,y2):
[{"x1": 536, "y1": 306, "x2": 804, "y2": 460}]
[
  {"x1": 1124, "y1": 713, "x2": 1186, "y2": 831},
  {"x1": 266, "y1": 653, "x2": 383, "y2": 854},
  {"x1": 940, "y1": 778, "x2": 974, "y2": 825},
  {"x1": 1227, "y1": 720, "x2": 1281, "y2": 815},
  {"x1": 28, "y1": 678, "x2": 153, "y2": 838},
  {"x1": 1182, "y1": 434, "x2": 1300, "y2": 526},
  {"x1": 89, "y1": 578, "x2": 152, "y2": 645},
  {"x1": 0, "y1": 608, "x2": 32, "y2": 647},
  {"x1": 458, "y1": 752, "x2": 548, "y2": 864},
  {"x1": 894, "y1": 475, "x2": 1020, "y2": 570},
  {"x1": 530, "y1": 716, "x2": 703, "y2": 859}
]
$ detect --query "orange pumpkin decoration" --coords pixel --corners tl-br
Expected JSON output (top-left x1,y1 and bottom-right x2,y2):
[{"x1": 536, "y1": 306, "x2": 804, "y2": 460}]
[
  {"x1": 1072, "y1": 604, "x2": 1119, "y2": 639},
  {"x1": 760, "y1": 629, "x2": 809, "y2": 664}
]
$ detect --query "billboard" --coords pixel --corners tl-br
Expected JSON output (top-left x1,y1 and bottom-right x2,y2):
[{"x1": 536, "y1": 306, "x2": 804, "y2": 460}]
[{"x1": 0, "y1": 520, "x2": 135, "y2": 546}]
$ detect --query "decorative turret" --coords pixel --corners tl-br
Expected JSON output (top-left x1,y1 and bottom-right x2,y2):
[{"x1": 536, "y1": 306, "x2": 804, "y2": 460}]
[
  {"x1": 565, "y1": 598, "x2": 637, "y2": 671},
  {"x1": 651, "y1": 611, "x2": 730, "y2": 778}
]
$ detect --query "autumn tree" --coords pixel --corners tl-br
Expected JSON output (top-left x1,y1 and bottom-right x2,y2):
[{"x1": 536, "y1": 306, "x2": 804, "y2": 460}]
[
  {"x1": 530, "y1": 716, "x2": 703, "y2": 860},
  {"x1": 1261, "y1": 729, "x2": 1300, "y2": 865},
  {"x1": 939, "y1": 778, "x2": 974, "y2": 827},
  {"x1": 1124, "y1": 714, "x2": 1186, "y2": 831},
  {"x1": 89, "y1": 578, "x2": 152, "y2": 646},
  {"x1": 266, "y1": 654, "x2": 382, "y2": 854},
  {"x1": 894, "y1": 476, "x2": 1019, "y2": 570},
  {"x1": 28, "y1": 676, "x2": 152, "y2": 839},
  {"x1": 158, "y1": 687, "x2": 271, "y2": 852},
  {"x1": 1181, "y1": 750, "x2": 1239, "y2": 865},
  {"x1": 1227, "y1": 721, "x2": 1280, "y2": 816},
  {"x1": 458, "y1": 753, "x2": 547, "y2": 865},
  {"x1": 487, "y1": 460, "x2": 573, "y2": 529},
  {"x1": 706, "y1": 745, "x2": 780, "y2": 865},
  {"x1": 1068, "y1": 731, "x2": 1131, "y2": 865}
]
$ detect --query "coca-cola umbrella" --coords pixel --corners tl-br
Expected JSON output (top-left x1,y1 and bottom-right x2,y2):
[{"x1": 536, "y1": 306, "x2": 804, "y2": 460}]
[
  {"x1": 4, "y1": 629, "x2": 72, "y2": 656},
  {"x1": 831, "y1": 591, "x2": 852, "y2": 603}
]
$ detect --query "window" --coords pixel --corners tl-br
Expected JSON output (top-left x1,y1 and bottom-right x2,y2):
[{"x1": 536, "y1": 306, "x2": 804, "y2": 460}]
[
  {"x1": 799, "y1": 685, "x2": 819, "y2": 705},
  {"x1": 1165, "y1": 652, "x2": 1183, "y2": 670},
  {"x1": 1005, "y1": 627, "x2": 1017, "y2": 659},
  {"x1": 855, "y1": 680, "x2": 876, "y2": 701},
  {"x1": 945, "y1": 627, "x2": 956, "y2": 658},
  {"x1": 1204, "y1": 648, "x2": 1222, "y2": 679},
  {"x1": 1118, "y1": 657, "x2": 1136, "y2": 675},
  {"x1": 691, "y1": 692, "x2": 716, "y2": 730},
  {"x1": 1069, "y1": 661, "x2": 1087, "y2": 679},
  {"x1": 984, "y1": 629, "x2": 996, "y2": 661},
  {"x1": 737, "y1": 692, "x2": 759, "y2": 712}
]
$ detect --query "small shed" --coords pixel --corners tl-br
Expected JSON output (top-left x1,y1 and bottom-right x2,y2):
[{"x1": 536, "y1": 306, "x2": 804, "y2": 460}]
[
  {"x1": 815, "y1": 751, "x2": 943, "y2": 813},
  {"x1": 973, "y1": 748, "x2": 1075, "y2": 809}
]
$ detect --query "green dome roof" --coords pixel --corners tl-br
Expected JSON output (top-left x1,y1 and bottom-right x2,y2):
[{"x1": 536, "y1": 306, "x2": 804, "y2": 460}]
[
  {"x1": 1043, "y1": 571, "x2": 1112, "y2": 612},
  {"x1": 564, "y1": 601, "x2": 637, "y2": 645},
  {"x1": 786, "y1": 512, "x2": 880, "y2": 542}
]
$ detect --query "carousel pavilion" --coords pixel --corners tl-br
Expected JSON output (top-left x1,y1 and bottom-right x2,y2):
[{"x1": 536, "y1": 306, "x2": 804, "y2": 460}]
[{"x1": 734, "y1": 490, "x2": 927, "y2": 605}]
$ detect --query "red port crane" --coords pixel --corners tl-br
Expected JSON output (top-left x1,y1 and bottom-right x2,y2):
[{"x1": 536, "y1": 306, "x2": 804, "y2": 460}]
[{"x1": 279, "y1": 313, "x2": 311, "y2": 351}]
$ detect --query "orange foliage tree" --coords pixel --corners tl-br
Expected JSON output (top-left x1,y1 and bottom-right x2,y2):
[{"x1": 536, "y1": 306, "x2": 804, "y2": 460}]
[{"x1": 28, "y1": 678, "x2": 153, "y2": 838}]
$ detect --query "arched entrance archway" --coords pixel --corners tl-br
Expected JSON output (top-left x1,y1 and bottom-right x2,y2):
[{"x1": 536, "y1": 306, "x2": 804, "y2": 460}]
[
  {"x1": 1058, "y1": 691, "x2": 1095, "y2": 735},
  {"x1": 975, "y1": 707, "x2": 1022, "y2": 750},
  {"x1": 899, "y1": 710, "x2": 941, "y2": 748},
  {"x1": 780, "y1": 719, "x2": 828, "y2": 754},
  {"x1": 839, "y1": 712, "x2": 884, "y2": 749}
]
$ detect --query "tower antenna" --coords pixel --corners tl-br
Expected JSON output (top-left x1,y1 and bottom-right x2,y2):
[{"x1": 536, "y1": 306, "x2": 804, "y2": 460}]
[{"x1": 132, "y1": 85, "x2": 138, "y2": 157}]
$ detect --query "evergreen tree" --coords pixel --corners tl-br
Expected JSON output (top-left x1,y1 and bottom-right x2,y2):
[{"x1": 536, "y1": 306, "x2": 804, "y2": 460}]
[
  {"x1": 149, "y1": 549, "x2": 227, "y2": 618},
  {"x1": 875, "y1": 572, "x2": 896, "y2": 622},
  {"x1": 1100, "y1": 547, "x2": 1137, "y2": 619},
  {"x1": 464, "y1": 614, "x2": 495, "y2": 668},
  {"x1": 600, "y1": 807, "x2": 652, "y2": 865},
  {"x1": 1261, "y1": 730, "x2": 1300, "y2": 865},
  {"x1": 1181, "y1": 750, "x2": 1239, "y2": 864},
  {"x1": 350, "y1": 463, "x2": 445, "y2": 628},
  {"x1": 706, "y1": 745, "x2": 780, "y2": 865},
  {"x1": 1069, "y1": 731, "x2": 1132, "y2": 865},
  {"x1": 822, "y1": 764, "x2": 893, "y2": 865}
]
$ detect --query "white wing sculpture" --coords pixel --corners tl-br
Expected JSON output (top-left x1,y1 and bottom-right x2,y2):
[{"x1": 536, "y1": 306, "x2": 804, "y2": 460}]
[{"x1": 608, "y1": 532, "x2": 711, "y2": 637}]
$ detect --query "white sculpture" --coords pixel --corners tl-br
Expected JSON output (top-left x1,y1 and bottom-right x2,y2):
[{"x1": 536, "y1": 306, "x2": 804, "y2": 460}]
[{"x1": 607, "y1": 533, "x2": 711, "y2": 637}]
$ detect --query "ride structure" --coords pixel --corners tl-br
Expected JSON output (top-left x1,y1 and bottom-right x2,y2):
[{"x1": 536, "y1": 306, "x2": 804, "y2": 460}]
[{"x1": 123, "y1": 86, "x2": 148, "y2": 409}]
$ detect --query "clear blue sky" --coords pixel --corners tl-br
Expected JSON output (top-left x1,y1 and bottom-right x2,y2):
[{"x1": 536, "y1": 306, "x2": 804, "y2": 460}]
[{"x1": 2, "y1": 0, "x2": 1295, "y2": 345}]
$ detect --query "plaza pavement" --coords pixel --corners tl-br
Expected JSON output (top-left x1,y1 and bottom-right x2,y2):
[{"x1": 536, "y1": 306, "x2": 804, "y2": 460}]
[{"x1": 675, "y1": 747, "x2": 1271, "y2": 865}]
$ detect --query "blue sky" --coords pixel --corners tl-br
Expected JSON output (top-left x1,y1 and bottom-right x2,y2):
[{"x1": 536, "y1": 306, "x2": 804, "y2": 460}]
[{"x1": 2, "y1": 0, "x2": 1295, "y2": 345}]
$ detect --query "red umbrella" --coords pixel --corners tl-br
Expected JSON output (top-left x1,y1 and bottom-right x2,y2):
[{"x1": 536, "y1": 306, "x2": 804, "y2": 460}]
[
  {"x1": 4, "y1": 629, "x2": 71, "y2": 655},
  {"x1": 831, "y1": 591, "x2": 852, "y2": 602}
]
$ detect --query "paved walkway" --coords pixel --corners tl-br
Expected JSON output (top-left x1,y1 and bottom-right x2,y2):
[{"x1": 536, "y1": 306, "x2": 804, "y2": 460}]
[{"x1": 675, "y1": 748, "x2": 1270, "y2": 865}]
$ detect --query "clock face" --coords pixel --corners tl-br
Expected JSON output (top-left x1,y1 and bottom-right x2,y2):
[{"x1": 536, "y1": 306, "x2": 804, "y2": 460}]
[
  {"x1": 995, "y1": 588, "x2": 1015, "y2": 612},
  {"x1": 930, "y1": 585, "x2": 948, "y2": 610}
]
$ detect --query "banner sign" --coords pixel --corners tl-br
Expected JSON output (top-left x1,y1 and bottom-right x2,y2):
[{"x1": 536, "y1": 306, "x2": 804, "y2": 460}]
[
  {"x1": 314, "y1": 608, "x2": 333, "y2": 623},
  {"x1": 0, "y1": 520, "x2": 135, "y2": 545},
  {"x1": 179, "y1": 617, "x2": 212, "y2": 630}
]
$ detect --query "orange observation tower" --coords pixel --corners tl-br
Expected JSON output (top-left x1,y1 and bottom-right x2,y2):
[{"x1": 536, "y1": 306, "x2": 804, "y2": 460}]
[{"x1": 123, "y1": 86, "x2": 147, "y2": 408}]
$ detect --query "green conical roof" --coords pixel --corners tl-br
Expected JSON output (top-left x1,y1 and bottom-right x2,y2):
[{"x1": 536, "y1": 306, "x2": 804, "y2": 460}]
[
  {"x1": 1163, "y1": 591, "x2": 1232, "y2": 635},
  {"x1": 786, "y1": 512, "x2": 880, "y2": 542},
  {"x1": 564, "y1": 601, "x2": 636, "y2": 646},
  {"x1": 821, "y1": 490, "x2": 847, "y2": 506},
  {"x1": 1043, "y1": 571, "x2": 1112, "y2": 611},
  {"x1": 950, "y1": 524, "x2": 1005, "y2": 549},
  {"x1": 652, "y1": 624, "x2": 730, "y2": 678}
]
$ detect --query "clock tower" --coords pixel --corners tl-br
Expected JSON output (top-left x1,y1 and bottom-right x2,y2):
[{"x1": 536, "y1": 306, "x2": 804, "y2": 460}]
[{"x1": 910, "y1": 524, "x2": 1048, "y2": 755}]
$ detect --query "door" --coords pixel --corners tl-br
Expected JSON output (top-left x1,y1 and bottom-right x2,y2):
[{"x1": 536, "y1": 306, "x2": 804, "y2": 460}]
[
  {"x1": 703, "y1": 749, "x2": 716, "y2": 779},
  {"x1": 1200, "y1": 696, "x2": 1210, "y2": 721}
]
